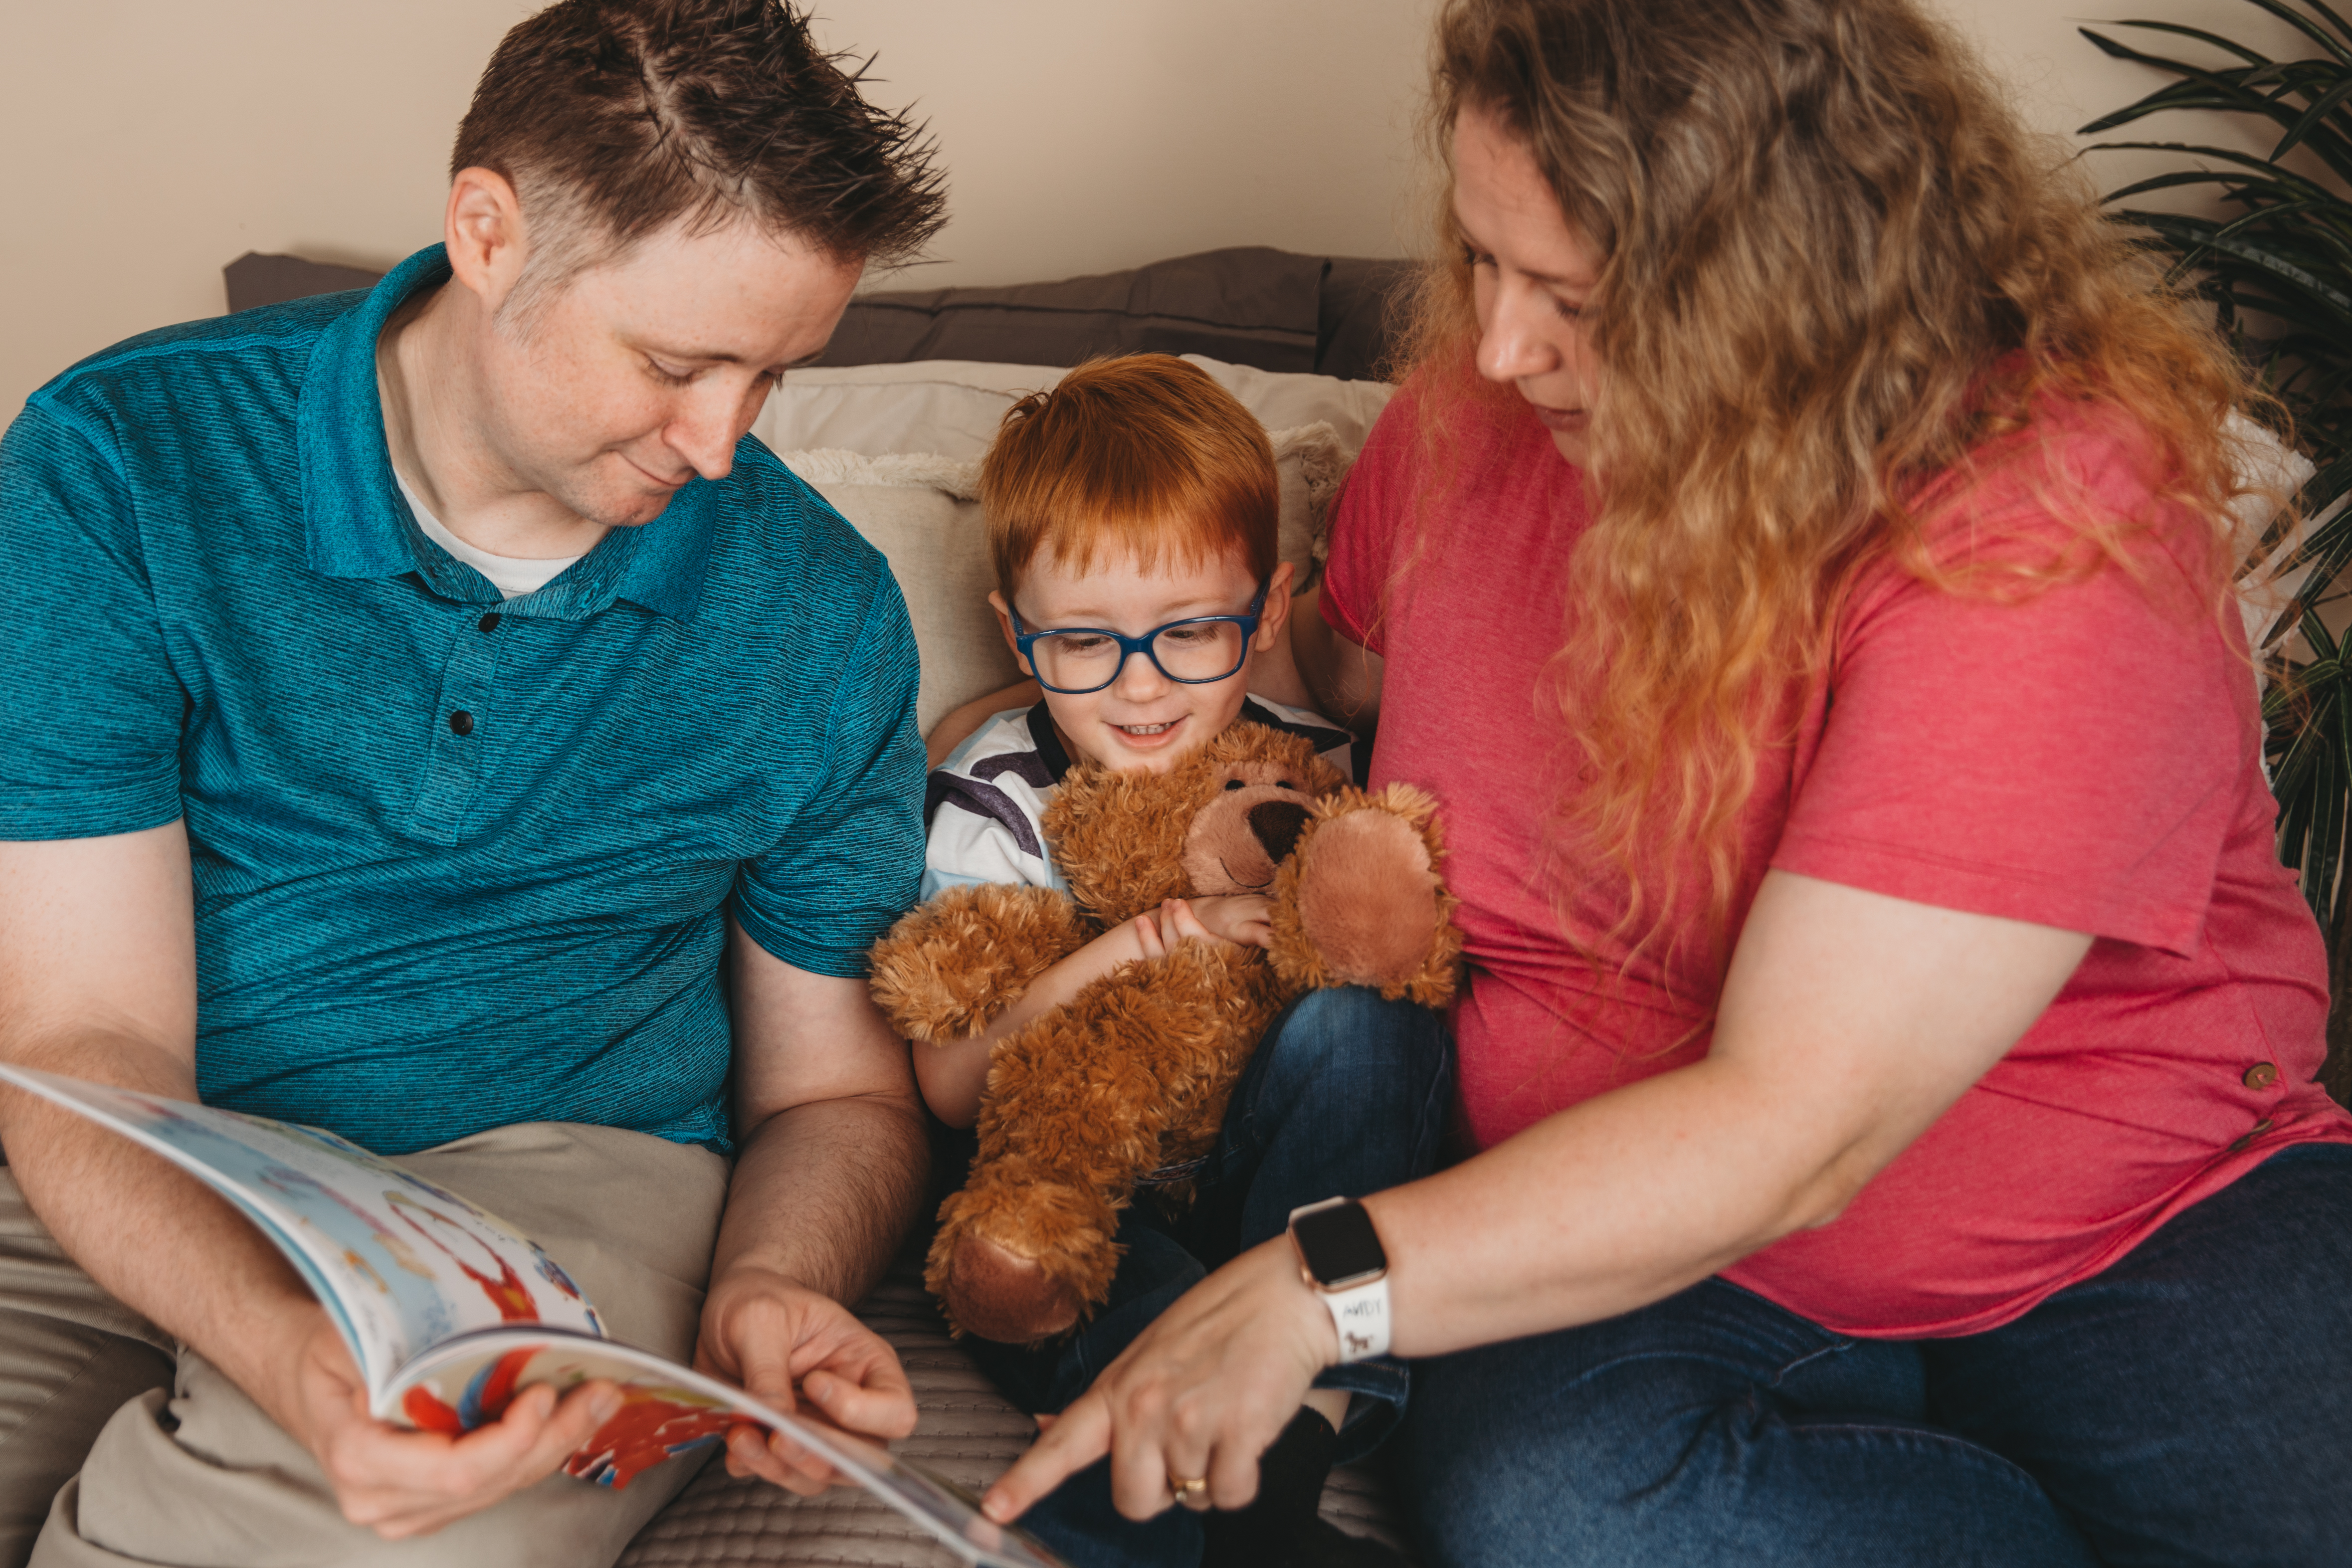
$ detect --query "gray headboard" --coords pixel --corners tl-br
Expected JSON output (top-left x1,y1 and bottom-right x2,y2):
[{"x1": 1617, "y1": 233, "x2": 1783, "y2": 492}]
[{"x1": 222, "y1": 246, "x2": 1417, "y2": 383}]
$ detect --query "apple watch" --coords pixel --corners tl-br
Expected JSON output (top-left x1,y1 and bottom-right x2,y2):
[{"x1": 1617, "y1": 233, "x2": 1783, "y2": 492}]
[{"x1": 1287, "y1": 1196, "x2": 1390, "y2": 1363}]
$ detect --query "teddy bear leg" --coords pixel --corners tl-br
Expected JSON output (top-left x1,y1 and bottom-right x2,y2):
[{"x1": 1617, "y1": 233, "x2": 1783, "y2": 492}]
[
  {"x1": 926, "y1": 955, "x2": 1254, "y2": 1345},
  {"x1": 937, "y1": 1230, "x2": 1083, "y2": 1345},
  {"x1": 929, "y1": 1158, "x2": 1125, "y2": 1345},
  {"x1": 1294, "y1": 806, "x2": 1444, "y2": 990}
]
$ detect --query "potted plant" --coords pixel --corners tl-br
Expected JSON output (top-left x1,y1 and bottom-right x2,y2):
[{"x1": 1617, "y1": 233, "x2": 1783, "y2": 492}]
[{"x1": 2083, "y1": 0, "x2": 2352, "y2": 1098}]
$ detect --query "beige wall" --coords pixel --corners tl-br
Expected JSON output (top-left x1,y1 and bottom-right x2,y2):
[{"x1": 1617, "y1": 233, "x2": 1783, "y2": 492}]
[{"x1": 0, "y1": 0, "x2": 2330, "y2": 425}]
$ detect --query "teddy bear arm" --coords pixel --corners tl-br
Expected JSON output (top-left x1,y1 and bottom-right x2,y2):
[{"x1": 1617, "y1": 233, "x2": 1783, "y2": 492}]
[
  {"x1": 1269, "y1": 784, "x2": 1464, "y2": 1007},
  {"x1": 866, "y1": 883, "x2": 1093, "y2": 1044}
]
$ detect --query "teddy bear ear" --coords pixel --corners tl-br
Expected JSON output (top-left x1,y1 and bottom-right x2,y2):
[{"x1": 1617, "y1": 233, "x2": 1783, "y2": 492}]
[
  {"x1": 1040, "y1": 753, "x2": 1213, "y2": 925},
  {"x1": 1208, "y1": 722, "x2": 1345, "y2": 794}
]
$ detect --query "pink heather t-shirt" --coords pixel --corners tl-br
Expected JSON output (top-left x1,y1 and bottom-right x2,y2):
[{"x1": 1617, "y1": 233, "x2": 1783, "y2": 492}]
[{"x1": 1323, "y1": 388, "x2": 2352, "y2": 1338}]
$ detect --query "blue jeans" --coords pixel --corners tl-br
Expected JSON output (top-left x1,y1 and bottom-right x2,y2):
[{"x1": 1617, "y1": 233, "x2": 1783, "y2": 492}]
[
  {"x1": 959, "y1": 987, "x2": 1457, "y2": 1568},
  {"x1": 1399, "y1": 1140, "x2": 2352, "y2": 1567}
]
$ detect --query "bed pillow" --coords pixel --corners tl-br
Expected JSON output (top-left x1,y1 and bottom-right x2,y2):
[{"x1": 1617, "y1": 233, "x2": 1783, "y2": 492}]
[{"x1": 755, "y1": 356, "x2": 1394, "y2": 464}]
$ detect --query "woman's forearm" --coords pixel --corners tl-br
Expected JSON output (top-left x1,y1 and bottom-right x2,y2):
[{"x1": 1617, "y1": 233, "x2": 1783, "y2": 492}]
[
  {"x1": 1360, "y1": 1054, "x2": 1849, "y2": 1356},
  {"x1": 924, "y1": 682, "x2": 1040, "y2": 769},
  {"x1": 984, "y1": 877, "x2": 2091, "y2": 1522},
  {"x1": 1362, "y1": 873, "x2": 2092, "y2": 1356}
]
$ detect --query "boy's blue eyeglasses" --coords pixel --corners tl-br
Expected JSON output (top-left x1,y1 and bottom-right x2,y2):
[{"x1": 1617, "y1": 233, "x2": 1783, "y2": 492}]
[{"x1": 1009, "y1": 582, "x2": 1268, "y2": 695}]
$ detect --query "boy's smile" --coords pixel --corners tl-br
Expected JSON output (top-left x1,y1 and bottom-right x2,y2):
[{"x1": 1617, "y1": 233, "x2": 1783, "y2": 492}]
[{"x1": 991, "y1": 547, "x2": 1294, "y2": 774}]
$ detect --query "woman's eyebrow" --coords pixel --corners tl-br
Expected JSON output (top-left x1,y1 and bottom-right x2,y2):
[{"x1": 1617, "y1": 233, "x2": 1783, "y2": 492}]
[{"x1": 1453, "y1": 212, "x2": 1595, "y2": 290}]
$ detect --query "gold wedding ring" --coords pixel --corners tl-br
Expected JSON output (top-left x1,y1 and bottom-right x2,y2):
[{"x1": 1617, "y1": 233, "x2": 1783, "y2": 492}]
[{"x1": 1169, "y1": 1474, "x2": 1211, "y2": 1512}]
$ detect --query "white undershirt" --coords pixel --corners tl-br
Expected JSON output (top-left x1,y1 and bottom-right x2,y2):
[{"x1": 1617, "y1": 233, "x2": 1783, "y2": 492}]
[{"x1": 395, "y1": 472, "x2": 584, "y2": 599}]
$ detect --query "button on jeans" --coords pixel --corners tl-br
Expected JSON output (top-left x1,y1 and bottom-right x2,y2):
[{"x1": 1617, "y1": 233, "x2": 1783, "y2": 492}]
[
  {"x1": 1400, "y1": 1140, "x2": 2352, "y2": 1568},
  {"x1": 957, "y1": 986, "x2": 1458, "y2": 1568}
]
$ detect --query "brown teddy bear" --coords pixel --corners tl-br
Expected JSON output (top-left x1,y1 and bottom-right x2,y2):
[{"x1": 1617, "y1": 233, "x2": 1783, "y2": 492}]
[{"x1": 869, "y1": 722, "x2": 1461, "y2": 1345}]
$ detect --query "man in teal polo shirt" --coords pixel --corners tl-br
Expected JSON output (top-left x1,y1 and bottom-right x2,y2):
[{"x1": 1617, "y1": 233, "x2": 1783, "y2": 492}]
[{"x1": 0, "y1": 3, "x2": 947, "y2": 1564}]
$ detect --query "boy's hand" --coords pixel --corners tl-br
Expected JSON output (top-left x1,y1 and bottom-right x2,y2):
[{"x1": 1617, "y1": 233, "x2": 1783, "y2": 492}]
[
  {"x1": 1136, "y1": 896, "x2": 1272, "y2": 957},
  {"x1": 1182, "y1": 895, "x2": 1274, "y2": 949}
]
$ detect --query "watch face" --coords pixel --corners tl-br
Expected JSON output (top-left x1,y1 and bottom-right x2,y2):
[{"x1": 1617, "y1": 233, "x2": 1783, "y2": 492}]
[{"x1": 1292, "y1": 1199, "x2": 1386, "y2": 1286}]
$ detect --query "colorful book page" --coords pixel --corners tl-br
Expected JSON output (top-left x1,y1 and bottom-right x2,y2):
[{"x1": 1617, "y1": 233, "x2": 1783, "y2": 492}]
[{"x1": 0, "y1": 1067, "x2": 600, "y2": 1391}]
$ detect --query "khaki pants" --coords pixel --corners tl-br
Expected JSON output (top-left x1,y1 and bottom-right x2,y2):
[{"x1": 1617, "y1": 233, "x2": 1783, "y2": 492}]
[{"x1": 0, "y1": 1122, "x2": 731, "y2": 1568}]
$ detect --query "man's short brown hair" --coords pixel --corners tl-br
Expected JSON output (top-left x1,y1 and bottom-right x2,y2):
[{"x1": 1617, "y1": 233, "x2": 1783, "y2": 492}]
[
  {"x1": 452, "y1": 0, "x2": 945, "y2": 313},
  {"x1": 982, "y1": 356, "x2": 1280, "y2": 602}
]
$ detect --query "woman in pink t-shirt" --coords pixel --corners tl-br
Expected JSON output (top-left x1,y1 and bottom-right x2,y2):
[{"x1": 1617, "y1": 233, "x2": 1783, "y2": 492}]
[{"x1": 988, "y1": 0, "x2": 2352, "y2": 1561}]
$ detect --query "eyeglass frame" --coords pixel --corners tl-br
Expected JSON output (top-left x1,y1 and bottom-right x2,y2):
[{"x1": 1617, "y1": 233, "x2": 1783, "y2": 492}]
[{"x1": 1007, "y1": 581, "x2": 1270, "y2": 695}]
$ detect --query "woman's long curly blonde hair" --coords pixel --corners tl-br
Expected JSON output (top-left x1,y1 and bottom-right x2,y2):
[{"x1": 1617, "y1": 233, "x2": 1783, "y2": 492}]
[{"x1": 1401, "y1": 0, "x2": 2266, "y2": 966}]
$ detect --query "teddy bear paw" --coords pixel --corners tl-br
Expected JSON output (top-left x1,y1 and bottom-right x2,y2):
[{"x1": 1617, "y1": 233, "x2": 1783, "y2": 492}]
[
  {"x1": 941, "y1": 1234, "x2": 1085, "y2": 1345},
  {"x1": 1287, "y1": 795, "x2": 1459, "y2": 1001}
]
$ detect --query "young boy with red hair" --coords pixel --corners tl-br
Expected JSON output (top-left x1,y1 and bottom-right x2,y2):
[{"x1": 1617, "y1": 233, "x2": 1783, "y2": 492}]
[
  {"x1": 917, "y1": 356, "x2": 1427, "y2": 1568},
  {"x1": 920, "y1": 354, "x2": 1353, "y2": 1031}
]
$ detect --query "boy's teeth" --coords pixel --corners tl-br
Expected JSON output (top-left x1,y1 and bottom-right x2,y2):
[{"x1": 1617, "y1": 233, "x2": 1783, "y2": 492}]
[{"x1": 1119, "y1": 723, "x2": 1173, "y2": 735}]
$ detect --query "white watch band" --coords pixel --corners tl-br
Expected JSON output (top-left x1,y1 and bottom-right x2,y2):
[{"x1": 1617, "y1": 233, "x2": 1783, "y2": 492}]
[{"x1": 1317, "y1": 1273, "x2": 1391, "y2": 1363}]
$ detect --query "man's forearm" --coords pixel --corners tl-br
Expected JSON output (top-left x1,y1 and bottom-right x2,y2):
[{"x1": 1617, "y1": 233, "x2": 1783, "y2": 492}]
[
  {"x1": 711, "y1": 1092, "x2": 929, "y2": 1306},
  {"x1": 0, "y1": 1027, "x2": 328, "y2": 1430}
]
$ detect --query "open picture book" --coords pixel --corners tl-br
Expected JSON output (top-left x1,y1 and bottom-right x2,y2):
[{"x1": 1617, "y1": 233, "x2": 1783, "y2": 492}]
[{"x1": 0, "y1": 1064, "x2": 1064, "y2": 1568}]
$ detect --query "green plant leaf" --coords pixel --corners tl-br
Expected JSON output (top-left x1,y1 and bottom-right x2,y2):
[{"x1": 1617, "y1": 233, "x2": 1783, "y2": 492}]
[
  {"x1": 2095, "y1": 160, "x2": 2336, "y2": 210},
  {"x1": 2309, "y1": 725, "x2": 2347, "y2": 924},
  {"x1": 2090, "y1": 1, "x2": 2352, "y2": 947},
  {"x1": 2277, "y1": 69, "x2": 2352, "y2": 153},
  {"x1": 2080, "y1": 37, "x2": 2352, "y2": 177},
  {"x1": 2093, "y1": 138, "x2": 2352, "y2": 197},
  {"x1": 2268, "y1": 484, "x2": 2352, "y2": 617},
  {"x1": 2278, "y1": 714, "x2": 2322, "y2": 856},
  {"x1": 2309, "y1": 0, "x2": 2352, "y2": 56},
  {"x1": 2127, "y1": 213, "x2": 2352, "y2": 317},
  {"x1": 2080, "y1": 17, "x2": 2277, "y2": 66},
  {"x1": 2237, "y1": 0, "x2": 2352, "y2": 66}
]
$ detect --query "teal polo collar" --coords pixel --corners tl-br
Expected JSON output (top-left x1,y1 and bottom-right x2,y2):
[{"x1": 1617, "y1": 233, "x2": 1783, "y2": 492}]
[{"x1": 298, "y1": 243, "x2": 714, "y2": 623}]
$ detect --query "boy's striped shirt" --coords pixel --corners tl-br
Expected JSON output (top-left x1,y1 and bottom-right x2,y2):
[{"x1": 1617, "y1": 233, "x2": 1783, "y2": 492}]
[{"x1": 922, "y1": 697, "x2": 1357, "y2": 899}]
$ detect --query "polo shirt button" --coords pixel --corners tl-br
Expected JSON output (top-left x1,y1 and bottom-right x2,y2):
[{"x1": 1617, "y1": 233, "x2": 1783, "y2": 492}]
[
  {"x1": 449, "y1": 711, "x2": 474, "y2": 736},
  {"x1": 478, "y1": 612, "x2": 502, "y2": 633},
  {"x1": 2243, "y1": 1062, "x2": 2278, "y2": 1090}
]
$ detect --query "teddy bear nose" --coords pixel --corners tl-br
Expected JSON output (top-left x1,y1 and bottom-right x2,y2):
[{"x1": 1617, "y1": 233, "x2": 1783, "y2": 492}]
[{"x1": 1248, "y1": 800, "x2": 1311, "y2": 862}]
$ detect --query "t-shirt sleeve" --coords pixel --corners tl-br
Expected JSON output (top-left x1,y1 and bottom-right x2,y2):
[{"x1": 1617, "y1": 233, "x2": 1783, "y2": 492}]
[
  {"x1": 0, "y1": 402, "x2": 185, "y2": 839},
  {"x1": 1321, "y1": 395, "x2": 1417, "y2": 655},
  {"x1": 921, "y1": 803, "x2": 1042, "y2": 899},
  {"x1": 732, "y1": 574, "x2": 926, "y2": 977},
  {"x1": 1773, "y1": 475, "x2": 2251, "y2": 957}
]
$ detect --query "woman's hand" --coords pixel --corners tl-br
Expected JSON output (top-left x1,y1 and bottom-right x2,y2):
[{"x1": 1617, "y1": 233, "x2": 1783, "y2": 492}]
[
  {"x1": 925, "y1": 681, "x2": 1042, "y2": 768},
  {"x1": 982, "y1": 1236, "x2": 1335, "y2": 1524}
]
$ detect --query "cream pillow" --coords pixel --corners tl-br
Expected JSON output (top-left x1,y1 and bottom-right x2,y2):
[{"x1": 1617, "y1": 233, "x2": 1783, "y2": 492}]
[
  {"x1": 784, "y1": 425, "x2": 1353, "y2": 733},
  {"x1": 755, "y1": 356, "x2": 1394, "y2": 462}
]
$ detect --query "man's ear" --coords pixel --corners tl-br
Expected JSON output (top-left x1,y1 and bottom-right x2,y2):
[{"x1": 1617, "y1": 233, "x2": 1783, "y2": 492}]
[
  {"x1": 1254, "y1": 560, "x2": 1297, "y2": 651},
  {"x1": 988, "y1": 590, "x2": 1034, "y2": 678},
  {"x1": 443, "y1": 167, "x2": 531, "y2": 315}
]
